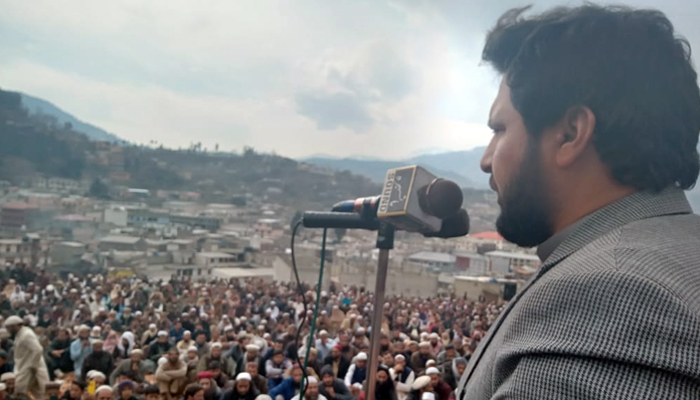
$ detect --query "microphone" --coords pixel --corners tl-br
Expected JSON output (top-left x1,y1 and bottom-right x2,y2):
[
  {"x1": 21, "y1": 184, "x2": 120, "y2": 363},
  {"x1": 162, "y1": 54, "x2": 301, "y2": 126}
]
[
  {"x1": 332, "y1": 178, "x2": 463, "y2": 220},
  {"x1": 376, "y1": 166, "x2": 463, "y2": 233},
  {"x1": 423, "y1": 209, "x2": 470, "y2": 238},
  {"x1": 314, "y1": 165, "x2": 465, "y2": 235}
]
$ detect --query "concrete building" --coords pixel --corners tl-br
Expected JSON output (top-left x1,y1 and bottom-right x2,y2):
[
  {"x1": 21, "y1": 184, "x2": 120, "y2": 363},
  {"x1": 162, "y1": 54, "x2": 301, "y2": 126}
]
[
  {"x1": 170, "y1": 214, "x2": 222, "y2": 231},
  {"x1": 104, "y1": 207, "x2": 128, "y2": 227},
  {"x1": 194, "y1": 251, "x2": 246, "y2": 268},
  {"x1": 99, "y1": 236, "x2": 147, "y2": 252},
  {"x1": 453, "y1": 275, "x2": 523, "y2": 301},
  {"x1": 0, "y1": 202, "x2": 40, "y2": 232},
  {"x1": 454, "y1": 251, "x2": 490, "y2": 276},
  {"x1": 50, "y1": 242, "x2": 86, "y2": 267},
  {"x1": 0, "y1": 239, "x2": 30, "y2": 264},
  {"x1": 407, "y1": 251, "x2": 456, "y2": 270},
  {"x1": 485, "y1": 251, "x2": 540, "y2": 277},
  {"x1": 33, "y1": 177, "x2": 86, "y2": 193}
]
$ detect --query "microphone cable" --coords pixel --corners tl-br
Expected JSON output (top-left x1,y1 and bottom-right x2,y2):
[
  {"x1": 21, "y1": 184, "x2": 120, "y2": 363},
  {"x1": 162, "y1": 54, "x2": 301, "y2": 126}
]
[{"x1": 291, "y1": 219, "x2": 328, "y2": 400}]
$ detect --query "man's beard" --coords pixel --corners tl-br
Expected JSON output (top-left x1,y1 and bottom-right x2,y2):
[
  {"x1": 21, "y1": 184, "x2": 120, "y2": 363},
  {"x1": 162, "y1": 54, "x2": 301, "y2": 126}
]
[
  {"x1": 496, "y1": 141, "x2": 553, "y2": 247},
  {"x1": 304, "y1": 395, "x2": 318, "y2": 400}
]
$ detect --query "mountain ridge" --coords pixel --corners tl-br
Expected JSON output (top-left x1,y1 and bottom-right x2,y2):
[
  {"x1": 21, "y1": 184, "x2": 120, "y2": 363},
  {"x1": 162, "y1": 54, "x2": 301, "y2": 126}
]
[
  {"x1": 304, "y1": 146, "x2": 489, "y2": 189},
  {"x1": 20, "y1": 93, "x2": 124, "y2": 143}
]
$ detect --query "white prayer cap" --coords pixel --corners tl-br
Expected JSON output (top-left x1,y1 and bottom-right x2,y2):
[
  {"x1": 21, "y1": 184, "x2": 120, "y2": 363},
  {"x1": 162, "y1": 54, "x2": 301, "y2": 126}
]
[
  {"x1": 95, "y1": 386, "x2": 113, "y2": 395},
  {"x1": 304, "y1": 376, "x2": 318, "y2": 385},
  {"x1": 90, "y1": 371, "x2": 106, "y2": 380},
  {"x1": 422, "y1": 393, "x2": 436, "y2": 400},
  {"x1": 211, "y1": 342, "x2": 223, "y2": 349},
  {"x1": 319, "y1": 330, "x2": 328, "y2": 336},
  {"x1": 246, "y1": 344, "x2": 260, "y2": 352},
  {"x1": 149, "y1": 324, "x2": 157, "y2": 329},
  {"x1": 394, "y1": 354, "x2": 406, "y2": 361},
  {"x1": 236, "y1": 373, "x2": 252, "y2": 381},
  {"x1": 426, "y1": 367, "x2": 440, "y2": 375},
  {"x1": 3, "y1": 316, "x2": 22, "y2": 327},
  {"x1": 426, "y1": 360, "x2": 437, "y2": 367},
  {"x1": 0, "y1": 373, "x2": 14, "y2": 382},
  {"x1": 356, "y1": 352, "x2": 368, "y2": 361},
  {"x1": 429, "y1": 332, "x2": 439, "y2": 339},
  {"x1": 157, "y1": 330, "x2": 168, "y2": 337},
  {"x1": 129, "y1": 349, "x2": 143, "y2": 356},
  {"x1": 188, "y1": 346, "x2": 198, "y2": 352},
  {"x1": 352, "y1": 383, "x2": 363, "y2": 389}
]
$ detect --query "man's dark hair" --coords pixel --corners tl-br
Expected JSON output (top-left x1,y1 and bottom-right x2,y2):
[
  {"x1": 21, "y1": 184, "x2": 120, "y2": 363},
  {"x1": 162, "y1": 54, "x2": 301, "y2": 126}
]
[
  {"x1": 483, "y1": 4, "x2": 700, "y2": 191},
  {"x1": 184, "y1": 384, "x2": 203, "y2": 400},
  {"x1": 143, "y1": 385, "x2": 160, "y2": 395}
]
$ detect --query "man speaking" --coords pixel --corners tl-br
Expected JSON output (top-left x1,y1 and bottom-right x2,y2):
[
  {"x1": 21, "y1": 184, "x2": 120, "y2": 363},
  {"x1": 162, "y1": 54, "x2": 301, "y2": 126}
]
[{"x1": 457, "y1": 4, "x2": 700, "y2": 399}]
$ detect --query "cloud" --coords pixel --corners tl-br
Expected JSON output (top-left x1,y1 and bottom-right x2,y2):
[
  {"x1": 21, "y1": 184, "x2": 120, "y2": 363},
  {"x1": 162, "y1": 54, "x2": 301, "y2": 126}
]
[
  {"x1": 295, "y1": 91, "x2": 373, "y2": 132},
  {"x1": 9, "y1": 0, "x2": 695, "y2": 160}
]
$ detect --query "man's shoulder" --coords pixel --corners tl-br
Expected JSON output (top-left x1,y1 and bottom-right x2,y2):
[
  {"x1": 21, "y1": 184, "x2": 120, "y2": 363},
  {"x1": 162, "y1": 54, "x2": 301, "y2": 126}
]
[{"x1": 559, "y1": 212, "x2": 700, "y2": 306}]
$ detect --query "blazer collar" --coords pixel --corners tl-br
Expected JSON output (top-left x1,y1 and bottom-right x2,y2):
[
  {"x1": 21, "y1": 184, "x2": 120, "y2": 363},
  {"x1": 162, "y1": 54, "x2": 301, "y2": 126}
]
[{"x1": 541, "y1": 187, "x2": 692, "y2": 270}]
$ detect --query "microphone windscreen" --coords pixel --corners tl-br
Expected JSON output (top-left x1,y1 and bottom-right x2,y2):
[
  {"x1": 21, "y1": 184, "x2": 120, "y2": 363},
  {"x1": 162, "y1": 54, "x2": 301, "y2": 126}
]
[
  {"x1": 425, "y1": 179, "x2": 463, "y2": 219},
  {"x1": 424, "y1": 209, "x2": 470, "y2": 238}
]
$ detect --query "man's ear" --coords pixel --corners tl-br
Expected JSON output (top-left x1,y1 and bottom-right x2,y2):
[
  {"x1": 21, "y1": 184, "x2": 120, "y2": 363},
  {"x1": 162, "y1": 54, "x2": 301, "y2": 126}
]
[{"x1": 555, "y1": 105, "x2": 596, "y2": 168}]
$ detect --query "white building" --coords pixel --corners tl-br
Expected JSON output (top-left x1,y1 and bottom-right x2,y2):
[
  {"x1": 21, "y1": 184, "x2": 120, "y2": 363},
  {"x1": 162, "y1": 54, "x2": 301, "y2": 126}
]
[
  {"x1": 104, "y1": 207, "x2": 128, "y2": 227},
  {"x1": 485, "y1": 251, "x2": 540, "y2": 277},
  {"x1": 407, "y1": 251, "x2": 456, "y2": 270},
  {"x1": 195, "y1": 252, "x2": 244, "y2": 268}
]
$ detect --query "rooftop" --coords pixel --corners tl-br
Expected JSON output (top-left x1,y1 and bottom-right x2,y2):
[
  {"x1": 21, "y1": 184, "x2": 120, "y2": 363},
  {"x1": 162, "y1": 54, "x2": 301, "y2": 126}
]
[
  {"x1": 211, "y1": 267, "x2": 274, "y2": 279},
  {"x1": 469, "y1": 231, "x2": 505, "y2": 241},
  {"x1": 1, "y1": 202, "x2": 38, "y2": 210},
  {"x1": 454, "y1": 275, "x2": 521, "y2": 284},
  {"x1": 198, "y1": 252, "x2": 242, "y2": 258},
  {"x1": 408, "y1": 251, "x2": 456, "y2": 264},
  {"x1": 100, "y1": 235, "x2": 143, "y2": 244},
  {"x1": 485, "y1": 251, "x2": 540, "y2": 261},
  {"x1": 54, "y1": 214, "x2": 94, "y2": 222}
]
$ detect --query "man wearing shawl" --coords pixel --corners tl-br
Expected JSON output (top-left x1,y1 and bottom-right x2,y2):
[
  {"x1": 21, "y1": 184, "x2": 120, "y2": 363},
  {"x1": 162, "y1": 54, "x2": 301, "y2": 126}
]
[{"x1": 4, "y1": 316, "x2": 49, "y2": 400}]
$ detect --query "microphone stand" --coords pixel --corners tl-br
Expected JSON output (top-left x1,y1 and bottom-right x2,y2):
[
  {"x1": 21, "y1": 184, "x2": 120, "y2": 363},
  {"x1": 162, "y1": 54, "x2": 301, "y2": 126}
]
[{"x1": 365, "y1": 222, "x2": 394, "y2": 400}]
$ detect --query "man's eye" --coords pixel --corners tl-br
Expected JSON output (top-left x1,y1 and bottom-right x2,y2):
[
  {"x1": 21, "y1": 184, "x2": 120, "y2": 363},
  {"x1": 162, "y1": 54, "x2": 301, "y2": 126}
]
[{"x1": 492, "y1": 129, "x2": 505, "y2": 135}]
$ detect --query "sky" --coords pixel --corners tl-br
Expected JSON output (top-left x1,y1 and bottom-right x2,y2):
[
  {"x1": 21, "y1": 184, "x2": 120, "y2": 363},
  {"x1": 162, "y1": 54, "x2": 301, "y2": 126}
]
[{"x1": 1, "y1": 0, "x2": 698, "y2": 159}]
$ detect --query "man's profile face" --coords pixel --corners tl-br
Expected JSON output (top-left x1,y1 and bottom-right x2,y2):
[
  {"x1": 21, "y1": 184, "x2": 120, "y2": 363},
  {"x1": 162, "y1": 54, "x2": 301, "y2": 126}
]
[{"x1": 483, "y1": 79, "x2": 553, "y2": 247}]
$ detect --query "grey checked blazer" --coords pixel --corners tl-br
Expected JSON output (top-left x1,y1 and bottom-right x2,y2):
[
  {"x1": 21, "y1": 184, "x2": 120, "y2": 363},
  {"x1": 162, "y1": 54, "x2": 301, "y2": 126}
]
[{"x1": 457, "y1": 188, "x2": 700, "y2": 399}]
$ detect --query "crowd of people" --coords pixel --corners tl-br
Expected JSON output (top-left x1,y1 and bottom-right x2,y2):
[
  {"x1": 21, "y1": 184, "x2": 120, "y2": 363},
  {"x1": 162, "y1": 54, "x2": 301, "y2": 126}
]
[{"x1": 0, "y1": 264, "x2": 506, "y2": 400}]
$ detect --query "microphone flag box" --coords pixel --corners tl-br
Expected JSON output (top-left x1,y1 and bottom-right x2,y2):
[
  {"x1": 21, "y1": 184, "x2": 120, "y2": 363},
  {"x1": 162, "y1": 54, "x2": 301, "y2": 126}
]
[{"x1": 376, "y1": 165, "x2": 442, "y2": 233}]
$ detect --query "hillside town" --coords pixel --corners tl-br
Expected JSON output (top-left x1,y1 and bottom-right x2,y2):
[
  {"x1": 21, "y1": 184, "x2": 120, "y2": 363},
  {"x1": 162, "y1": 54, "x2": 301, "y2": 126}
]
[{"x1": 0, "y1": 168, "x2": 535, "y2": 302}]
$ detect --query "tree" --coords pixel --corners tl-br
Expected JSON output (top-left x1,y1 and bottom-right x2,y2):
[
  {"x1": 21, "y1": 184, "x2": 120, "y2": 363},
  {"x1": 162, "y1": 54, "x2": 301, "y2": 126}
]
[{"x1": 89, "y1": 178, "x2": 110, "y2": 199}]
